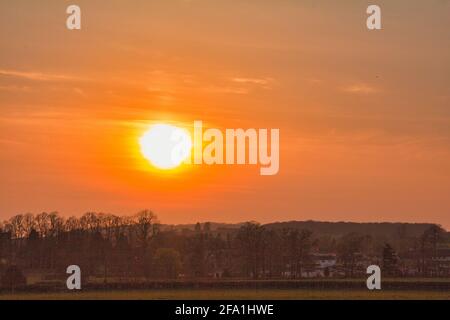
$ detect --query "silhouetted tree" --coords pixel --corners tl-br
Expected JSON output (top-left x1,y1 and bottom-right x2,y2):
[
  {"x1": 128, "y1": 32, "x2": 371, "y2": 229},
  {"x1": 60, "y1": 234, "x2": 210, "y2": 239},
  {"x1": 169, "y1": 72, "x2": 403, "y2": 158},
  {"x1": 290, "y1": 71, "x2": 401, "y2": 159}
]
[
  {"x1": 133, "y1": 210, "x2": 159, "y2": 277},
  {"x1": 337, "y1": 233, "x2": 371, "y2": 277},
  {"x1": 419, "y1": 225, "x2": 445, "y2": 276},
  {"x1": 153, "y1": 248, "x2": 182, "y2": 279},
  {"x1": 382, "y1": 243, "x2": 399, "y2": 276},
  {"x1": 1, "y1": 265, "x2": 26, "y2": 292},
  {"x1": 236, "y1": 222, "x2": 265, "y2": 279}
]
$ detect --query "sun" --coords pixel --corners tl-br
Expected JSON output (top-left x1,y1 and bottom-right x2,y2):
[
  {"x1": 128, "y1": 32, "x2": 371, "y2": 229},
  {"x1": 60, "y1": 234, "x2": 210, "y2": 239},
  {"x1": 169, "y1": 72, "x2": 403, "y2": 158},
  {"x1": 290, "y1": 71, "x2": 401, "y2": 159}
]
[{"x1": 139, "y1": 124, "x2": 192, "y2": 170}]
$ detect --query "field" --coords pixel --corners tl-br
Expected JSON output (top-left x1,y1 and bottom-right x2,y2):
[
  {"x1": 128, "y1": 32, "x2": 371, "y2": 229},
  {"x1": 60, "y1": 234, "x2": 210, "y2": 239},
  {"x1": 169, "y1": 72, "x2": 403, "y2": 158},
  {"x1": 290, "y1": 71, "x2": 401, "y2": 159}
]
[
  {"x1": 2, "y1": 278, "x2": 449, "y2": 300},
  {"x1": 0, "y1": 289, "x2": 449, "y2": 300}
]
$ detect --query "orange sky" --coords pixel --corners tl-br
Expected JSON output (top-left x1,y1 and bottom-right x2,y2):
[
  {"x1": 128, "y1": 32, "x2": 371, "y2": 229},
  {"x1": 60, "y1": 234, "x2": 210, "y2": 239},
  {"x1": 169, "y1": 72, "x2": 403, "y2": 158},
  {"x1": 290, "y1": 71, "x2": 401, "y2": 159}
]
[{"x1": 1, "y1": 1, "x2": 449, "y2": 228}]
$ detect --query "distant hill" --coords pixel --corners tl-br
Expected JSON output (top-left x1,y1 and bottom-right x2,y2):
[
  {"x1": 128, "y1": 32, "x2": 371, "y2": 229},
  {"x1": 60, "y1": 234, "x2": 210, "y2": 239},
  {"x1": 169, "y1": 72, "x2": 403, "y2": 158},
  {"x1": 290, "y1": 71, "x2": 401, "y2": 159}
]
[
  {"x1": 161, "y1": 220, "x2": 443, "y2": 239},
  {"x1": 263, "y1": 221, "x2": 438, "y2": 238},
  {"x1": 159, "y1": 222, "x2": 245, "y2": 233}
]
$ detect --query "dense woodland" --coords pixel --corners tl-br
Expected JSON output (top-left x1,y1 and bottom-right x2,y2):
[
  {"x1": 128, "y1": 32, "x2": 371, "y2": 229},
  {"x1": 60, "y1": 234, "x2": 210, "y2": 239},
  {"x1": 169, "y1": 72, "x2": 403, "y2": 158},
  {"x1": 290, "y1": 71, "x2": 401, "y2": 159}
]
[{"x1": 0, "y1": 210, "x2": 449, "y2": 285}]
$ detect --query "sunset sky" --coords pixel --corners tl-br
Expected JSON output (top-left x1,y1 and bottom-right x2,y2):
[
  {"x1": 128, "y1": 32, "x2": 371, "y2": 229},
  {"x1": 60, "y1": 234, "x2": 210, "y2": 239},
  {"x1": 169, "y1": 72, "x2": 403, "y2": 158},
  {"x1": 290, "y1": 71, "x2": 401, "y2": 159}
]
[{"x1": 1, "y1": 0, "x2": 449, "y2": 228}]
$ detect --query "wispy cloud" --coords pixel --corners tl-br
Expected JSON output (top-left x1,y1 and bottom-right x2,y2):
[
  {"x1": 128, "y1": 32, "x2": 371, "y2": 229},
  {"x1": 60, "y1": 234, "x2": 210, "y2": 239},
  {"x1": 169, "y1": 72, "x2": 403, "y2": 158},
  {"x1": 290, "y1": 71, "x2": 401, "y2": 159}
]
[
  {"x1": 232, "y1": 77, "x2": 269, "y2": 84},
  {"x1": 73, "y1": 87, "x2": 86, "y2": 97},
  {"x1": 231, "y1": 77, "x2": 273, "y2": 87},
  {"x1": 342, "y1": 83, "x2": 379, "y2": 94},
  {"x1": 0, "y1": 85, "x2": 32, "y2": 92},
  {"x1": 0, "y1": 69, "x2": 81, "y2": 82},
  {"x1": 203, "y1": 86, "x2": 249, "y2": 95}
]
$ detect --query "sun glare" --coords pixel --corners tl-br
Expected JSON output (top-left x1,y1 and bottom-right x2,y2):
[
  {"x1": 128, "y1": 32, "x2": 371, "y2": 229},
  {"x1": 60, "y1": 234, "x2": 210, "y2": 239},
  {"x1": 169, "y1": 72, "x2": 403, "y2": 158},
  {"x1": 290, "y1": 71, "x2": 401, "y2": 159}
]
[{"x1": 139, "y1": 124, "x2": 192, "y2": 170}]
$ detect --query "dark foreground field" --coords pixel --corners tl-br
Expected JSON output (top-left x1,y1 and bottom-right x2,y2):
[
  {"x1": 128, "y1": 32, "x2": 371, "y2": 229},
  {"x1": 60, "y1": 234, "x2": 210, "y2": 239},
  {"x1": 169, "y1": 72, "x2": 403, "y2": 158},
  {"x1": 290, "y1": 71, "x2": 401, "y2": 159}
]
[
  {"x1": 0, "y1": 278, "x2": 449, "y2": 300},
  {"x1": 0, "y1": 288, "x2": 449, "y2": 300}
]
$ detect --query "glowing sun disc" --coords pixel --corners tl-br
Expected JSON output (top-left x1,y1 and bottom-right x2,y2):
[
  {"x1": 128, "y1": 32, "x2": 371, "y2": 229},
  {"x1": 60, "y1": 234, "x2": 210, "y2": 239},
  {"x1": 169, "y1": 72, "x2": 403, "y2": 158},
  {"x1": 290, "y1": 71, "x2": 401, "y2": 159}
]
[{"x1": 139, "y1": 124, "x2": 192, "y2": 170}]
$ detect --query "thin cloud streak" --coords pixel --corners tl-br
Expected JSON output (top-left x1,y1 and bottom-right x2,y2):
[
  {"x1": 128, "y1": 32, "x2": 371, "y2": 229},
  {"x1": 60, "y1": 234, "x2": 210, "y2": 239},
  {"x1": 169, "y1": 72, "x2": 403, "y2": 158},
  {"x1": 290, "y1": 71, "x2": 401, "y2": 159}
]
[
  {"x1": 0, "y1": 69, "x2": 82, "y2": 82},
  {"x1": 342, "y1": 83, "x2": 380, "y2": 94}
]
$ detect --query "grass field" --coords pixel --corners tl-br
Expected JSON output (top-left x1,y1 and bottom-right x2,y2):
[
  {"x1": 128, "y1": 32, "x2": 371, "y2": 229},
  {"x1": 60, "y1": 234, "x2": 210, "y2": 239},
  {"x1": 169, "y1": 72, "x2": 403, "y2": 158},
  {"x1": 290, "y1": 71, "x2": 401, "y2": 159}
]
[{"x1": 0, "y1": 289, "x2": 449, "y2": 300}]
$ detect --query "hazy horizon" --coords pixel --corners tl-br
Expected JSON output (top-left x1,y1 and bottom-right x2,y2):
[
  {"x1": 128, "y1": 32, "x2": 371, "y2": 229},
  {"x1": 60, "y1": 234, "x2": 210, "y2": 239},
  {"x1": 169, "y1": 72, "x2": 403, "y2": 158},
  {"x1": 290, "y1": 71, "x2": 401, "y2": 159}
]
[{"x1": 0, "y1": 210, "x2": 448, "y2": 232}]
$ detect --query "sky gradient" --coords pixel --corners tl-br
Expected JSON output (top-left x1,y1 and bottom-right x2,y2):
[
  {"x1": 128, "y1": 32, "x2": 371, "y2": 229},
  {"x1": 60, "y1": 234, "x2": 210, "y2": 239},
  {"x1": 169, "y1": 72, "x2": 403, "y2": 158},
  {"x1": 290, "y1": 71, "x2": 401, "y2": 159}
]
[{"x1": 1, "y1": 0, "x2": 449, "y2": 227}]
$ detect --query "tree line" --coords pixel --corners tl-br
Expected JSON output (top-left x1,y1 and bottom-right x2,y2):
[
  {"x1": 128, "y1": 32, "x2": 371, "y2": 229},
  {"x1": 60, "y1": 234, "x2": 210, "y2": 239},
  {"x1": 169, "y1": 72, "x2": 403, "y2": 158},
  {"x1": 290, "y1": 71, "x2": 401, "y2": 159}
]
[{"x1": 0, "y1": 211, "x2": 448, "y2": 284}]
